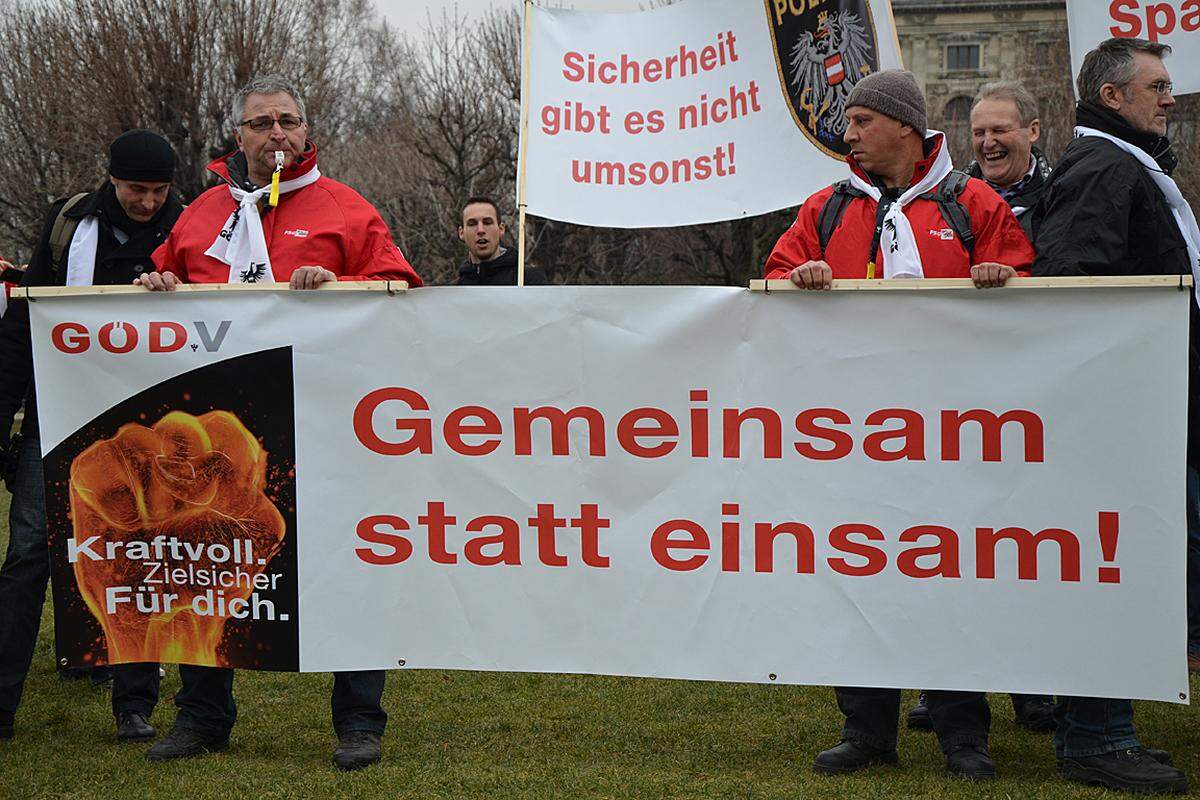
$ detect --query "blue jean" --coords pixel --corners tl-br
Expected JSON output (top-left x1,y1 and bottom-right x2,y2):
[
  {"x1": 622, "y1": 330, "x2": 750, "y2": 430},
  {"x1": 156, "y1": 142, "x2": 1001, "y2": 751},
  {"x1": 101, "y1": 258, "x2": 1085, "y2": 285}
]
[
  {"x1": 175, "y1": 666, "x2": 387, "y2": 738},
  {"x1": 0, "y1": 436, "x2": 161, "y2": 720},
  {"x1": 0, "y1": 435, "x2": 49, "y2": 716},
  {"x1": 1187, "y1": 465, "x2": 1200, "y2": 654},
  {"x1": 1054, "y1": 697, "x2": 1139, "y2": 758}
]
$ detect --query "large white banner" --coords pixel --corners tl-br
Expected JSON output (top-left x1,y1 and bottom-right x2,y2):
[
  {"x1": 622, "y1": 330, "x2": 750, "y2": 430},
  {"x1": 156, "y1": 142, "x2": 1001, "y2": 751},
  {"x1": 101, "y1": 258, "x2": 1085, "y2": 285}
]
[
  {"x1": 521, "y1": 0, "x2": 902, "y2": 228},
  {"x1": 1067, "y1": 0, "x2": 1200, "y2": 97},
  {"x1": 30, "y1": 285, "x2": 1189, "y2": 702}
]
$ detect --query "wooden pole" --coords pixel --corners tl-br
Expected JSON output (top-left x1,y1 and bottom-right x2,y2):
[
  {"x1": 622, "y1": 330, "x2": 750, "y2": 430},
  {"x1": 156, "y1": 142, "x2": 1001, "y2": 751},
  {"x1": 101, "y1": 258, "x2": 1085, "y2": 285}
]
[
  {"x1": 10, "y1": 280, "x2": 406, "y2": 299},
  {"x1": 516, "y1": 0, "x2": 534, "y2": 287},
  {"x1": 748, "y1": 276, "x2": 1194, "y2": 292}
]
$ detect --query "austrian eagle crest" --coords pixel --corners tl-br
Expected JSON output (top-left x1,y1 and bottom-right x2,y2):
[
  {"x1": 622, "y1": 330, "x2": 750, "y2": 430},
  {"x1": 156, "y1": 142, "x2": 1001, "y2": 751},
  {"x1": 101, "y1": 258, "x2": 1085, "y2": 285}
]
[{"x1": 766, "y1": 1, "x2": 880, "y2": 159}]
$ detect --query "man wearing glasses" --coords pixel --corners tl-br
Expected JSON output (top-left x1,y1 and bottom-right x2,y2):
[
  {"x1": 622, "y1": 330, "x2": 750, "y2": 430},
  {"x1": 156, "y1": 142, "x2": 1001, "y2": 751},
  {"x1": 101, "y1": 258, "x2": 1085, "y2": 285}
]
[
  {"x1": 1032, "y1": 37, "x2": 1193, "y2": 795},
  {"x1": 139, "y1": 76, "x2": 420, "y2": 771}
]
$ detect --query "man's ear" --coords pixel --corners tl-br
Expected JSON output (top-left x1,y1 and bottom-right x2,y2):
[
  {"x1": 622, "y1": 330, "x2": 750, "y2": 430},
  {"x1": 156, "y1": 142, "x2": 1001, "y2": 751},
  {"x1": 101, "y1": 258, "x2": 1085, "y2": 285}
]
[
  {"x1": 498, "y1": 222, "x2": 506, "y2": 238},
  {"x1": 1098, "y1": 83, "x2": 1124, "y2": 113},
  {"x1": 457, "y1": 225, "x2": 466, "y2": 243},
  {"x1": 1029, "y1": 118, "x2": 1041, "y2": 144}
]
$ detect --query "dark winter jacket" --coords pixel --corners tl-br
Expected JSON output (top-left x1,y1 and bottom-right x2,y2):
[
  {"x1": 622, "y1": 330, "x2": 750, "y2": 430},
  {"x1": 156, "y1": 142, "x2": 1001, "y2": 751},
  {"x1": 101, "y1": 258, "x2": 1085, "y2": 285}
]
[
  {"x1": 457, "y1": 247, "x2": 548, "y2": 286},
  {"x1": 0, "y1": 183, "x2": 184, "y2": 442},
  {"x1": 1030, "y1": 102, "x2": 1199, "y2": 463},
  {"x1": 966, "y1": 146, "x2": 1051, "y2": 239}
]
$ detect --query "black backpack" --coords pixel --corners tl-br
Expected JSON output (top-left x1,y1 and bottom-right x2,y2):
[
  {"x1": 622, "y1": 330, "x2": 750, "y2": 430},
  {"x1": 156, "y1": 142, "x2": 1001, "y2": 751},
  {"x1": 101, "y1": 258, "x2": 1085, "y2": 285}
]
[{"x1": 816, "y1": 171, "x2": 975, "y2": 265}]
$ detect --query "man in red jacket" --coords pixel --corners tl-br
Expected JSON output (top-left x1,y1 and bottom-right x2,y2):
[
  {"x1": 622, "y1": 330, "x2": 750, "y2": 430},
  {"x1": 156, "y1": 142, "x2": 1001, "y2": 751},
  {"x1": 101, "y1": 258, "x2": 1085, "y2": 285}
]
[
  {"x1": 764, "y1": 70, "x2": 1034, "y2": 781},
  {"x1": 138, "y1": 79, "x2": 420, "y2": 291},
  {"x1": 138, "y1": 76, "x2": 419, "y2": 772},
  {"x1": 764, "y1": 71, "x2": 1032, "y2": 289}
]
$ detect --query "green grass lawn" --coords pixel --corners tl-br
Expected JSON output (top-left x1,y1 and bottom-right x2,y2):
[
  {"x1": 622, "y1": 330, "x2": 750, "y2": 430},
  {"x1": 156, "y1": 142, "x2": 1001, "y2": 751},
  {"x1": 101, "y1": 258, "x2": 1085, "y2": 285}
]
[{"x1": 2, "y1": 494, "x2": 1198, "y2": 799}]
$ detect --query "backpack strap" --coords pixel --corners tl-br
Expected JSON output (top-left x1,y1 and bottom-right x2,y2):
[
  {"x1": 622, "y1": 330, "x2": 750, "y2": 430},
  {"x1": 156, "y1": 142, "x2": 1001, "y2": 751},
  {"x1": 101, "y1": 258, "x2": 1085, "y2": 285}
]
[
  {"x1": 48, "y1": 193, "x2": 89, "y2": 280},
  {"x1": 816, "y1": 180, "x2": 866, "y2": 256},
  {"x1": 921, "y1": 171, "x2": 975, "y2": 258}
]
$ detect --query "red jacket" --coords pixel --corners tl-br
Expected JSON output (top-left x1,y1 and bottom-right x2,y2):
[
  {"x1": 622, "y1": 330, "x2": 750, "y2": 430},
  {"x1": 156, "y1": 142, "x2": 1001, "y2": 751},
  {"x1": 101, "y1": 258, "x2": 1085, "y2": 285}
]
[
  {"x1": 153, "y1": 144, "x2": 422, "y2": 286},
  {"x1": 764, "y1": 136, "x2": 1034, "y2": 280}
]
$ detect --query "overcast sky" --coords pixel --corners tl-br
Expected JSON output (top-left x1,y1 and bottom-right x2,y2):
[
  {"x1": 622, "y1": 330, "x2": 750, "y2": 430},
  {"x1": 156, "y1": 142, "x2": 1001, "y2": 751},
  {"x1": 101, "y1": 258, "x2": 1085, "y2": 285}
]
[{"x1": 373, "y1": 0, "x2": 652, "y2": 39}]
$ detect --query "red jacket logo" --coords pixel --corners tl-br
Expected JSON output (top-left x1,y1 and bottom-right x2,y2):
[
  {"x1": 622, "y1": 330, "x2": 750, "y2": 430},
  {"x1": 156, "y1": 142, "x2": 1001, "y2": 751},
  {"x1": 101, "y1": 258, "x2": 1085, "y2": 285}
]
[{"x1": 51, "y1": 320, "x2": 232, "y2": 355}]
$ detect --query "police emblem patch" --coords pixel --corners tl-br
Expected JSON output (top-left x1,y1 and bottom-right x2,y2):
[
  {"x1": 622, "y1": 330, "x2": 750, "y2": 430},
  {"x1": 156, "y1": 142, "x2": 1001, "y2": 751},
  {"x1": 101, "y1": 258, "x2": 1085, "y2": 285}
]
[{"x1": 765, "y1": 0, "x2": 880, "y2": 159}]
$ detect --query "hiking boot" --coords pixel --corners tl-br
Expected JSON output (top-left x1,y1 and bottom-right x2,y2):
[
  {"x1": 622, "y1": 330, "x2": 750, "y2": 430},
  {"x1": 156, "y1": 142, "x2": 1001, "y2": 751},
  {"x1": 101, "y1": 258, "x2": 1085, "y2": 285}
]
[
  {"x1": 1059, "y1": 747, "x2": 1187, "y2": 794},
  {"x1": 812, "y1": 739, "x2": 898, "y2": 774},
  {"x1": 1145, "y1": 748, "x2": 1174, "y2": 766},
  {"x1": 906, "y1": 691, "x2": 932, "y2": 731},
  {"x1": 89, "y1": 667, "x2": 113, "y2": 686},
  {"x1": 116, "y1": 711, "x2": 156, "y2": 742},
  {"x1": 145, "y1": 725, "x2": 228, "y2": 761},
  {"x1": 946, "y1": 743, "x2": 996, "y2": 780},
  {"x1": 1014, "y1": 697, "x2": 1056, "y2": 733},
  {"x1": 333, "y1": 731, "x2": 382, "y2": 771}
]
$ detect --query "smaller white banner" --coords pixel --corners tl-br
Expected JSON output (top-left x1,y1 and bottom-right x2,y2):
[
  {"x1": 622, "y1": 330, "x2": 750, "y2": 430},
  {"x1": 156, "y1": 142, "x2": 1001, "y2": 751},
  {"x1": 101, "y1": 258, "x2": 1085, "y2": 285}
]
[
  {"x1": 1067, "y1": 0, "x2": 1200, "y2": 97},
  {"x1": 520, "y1": 0, "x2": 902, "y2": 228}
]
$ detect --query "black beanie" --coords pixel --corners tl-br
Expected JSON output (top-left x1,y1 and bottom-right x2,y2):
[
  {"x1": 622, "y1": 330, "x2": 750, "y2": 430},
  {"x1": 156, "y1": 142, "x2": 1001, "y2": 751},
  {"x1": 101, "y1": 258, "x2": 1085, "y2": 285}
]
[{"x1": 108, "y1": 129, "x2": 175, "y2": 182}]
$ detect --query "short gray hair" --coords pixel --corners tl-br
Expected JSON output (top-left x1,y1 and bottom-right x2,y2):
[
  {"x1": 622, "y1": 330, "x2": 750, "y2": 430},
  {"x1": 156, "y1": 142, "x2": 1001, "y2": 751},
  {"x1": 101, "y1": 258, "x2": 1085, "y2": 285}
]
[
  {"x1": 1077, "y1": 37, "x2": 1171, "y2": 104},
  {"x1": 230, "y1": 75, "x2": 307, "y2": 128},
  {"x1": 972, "y1": 80, "x2": 1039, "y2": 126}
]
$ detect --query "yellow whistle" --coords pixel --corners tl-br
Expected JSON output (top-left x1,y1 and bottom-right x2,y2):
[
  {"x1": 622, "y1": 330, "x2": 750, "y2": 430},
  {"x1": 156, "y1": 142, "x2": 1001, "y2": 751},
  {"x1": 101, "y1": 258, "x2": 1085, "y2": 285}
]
[
  {"x1": 866, "y1": 261, "x2": 876, "y2": 280},
  {"x1": 268, "y1": 151, "x2": 283, "y2": 207}
]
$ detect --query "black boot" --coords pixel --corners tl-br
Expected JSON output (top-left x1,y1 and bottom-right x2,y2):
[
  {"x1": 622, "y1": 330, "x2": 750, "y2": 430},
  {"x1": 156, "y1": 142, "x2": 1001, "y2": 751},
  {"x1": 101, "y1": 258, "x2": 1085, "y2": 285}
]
[
  {"x1": 906, "y1": 691, "x2": 932, "y2": 731},
  {"x1": 812, "y1": 739, "x2": 898, "y2": 774},
  {"x1": 946, "y1": 744, "x2": 996, "y2": 780},
  {"x1": 1059, "y1": 747, "x2": 1187, "y2": 794},
  {"x1": 116, "y1": 711, "x2": 156, "y2": 742},
  {"x1": 1014, "y1": 697, "x2": 1056, "y2": 733},
  {"x1": 146, "y1": 725, "x2": 229, "y2": 761},
  {"x1": 333, "y1": 731, "x2": 382, "y2": 771}
]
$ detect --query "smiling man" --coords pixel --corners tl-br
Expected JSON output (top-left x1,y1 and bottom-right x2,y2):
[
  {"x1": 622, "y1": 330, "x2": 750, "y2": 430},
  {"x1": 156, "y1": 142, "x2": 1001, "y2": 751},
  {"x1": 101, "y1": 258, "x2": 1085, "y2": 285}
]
[
  {"x1": 456, "y1": 196, "x2": 547, "y2": 285},
  {"x1": 966, "y1": 81, "x2": 1050, "y2": 238}
]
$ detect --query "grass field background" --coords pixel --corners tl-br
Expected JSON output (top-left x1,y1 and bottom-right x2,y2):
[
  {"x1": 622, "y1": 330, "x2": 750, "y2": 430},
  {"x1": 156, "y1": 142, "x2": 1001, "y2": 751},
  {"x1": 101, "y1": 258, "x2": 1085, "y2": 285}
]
[{"x1": 2, "y1": 495, "x2": 1198, "y2": 799}]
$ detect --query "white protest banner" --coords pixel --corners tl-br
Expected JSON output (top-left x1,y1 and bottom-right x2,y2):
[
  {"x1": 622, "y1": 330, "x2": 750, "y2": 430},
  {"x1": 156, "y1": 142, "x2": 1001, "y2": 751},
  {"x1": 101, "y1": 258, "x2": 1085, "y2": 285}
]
[
  {"x1": 520, "y1": 0, "x2": 903, "y2": 228},
  {"x1": 29, "y1": 283, "x2": 1189, "y2": 702},
  {"x1": 1067, "y1": 0, "x2": 1200, "y2": 97}
]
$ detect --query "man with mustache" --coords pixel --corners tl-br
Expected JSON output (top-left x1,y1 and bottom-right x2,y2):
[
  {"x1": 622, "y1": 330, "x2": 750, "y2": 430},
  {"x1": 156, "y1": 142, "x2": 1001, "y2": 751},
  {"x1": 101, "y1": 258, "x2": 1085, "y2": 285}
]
[{"x1": 138, "y1": 76, "x2": 421, "y2": 771}]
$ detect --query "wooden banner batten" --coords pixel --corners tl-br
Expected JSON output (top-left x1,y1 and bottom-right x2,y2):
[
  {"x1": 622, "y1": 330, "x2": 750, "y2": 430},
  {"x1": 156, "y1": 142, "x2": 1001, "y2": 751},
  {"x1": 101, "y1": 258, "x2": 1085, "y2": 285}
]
[{"x1": 10, "y1": 281, "x2": 407, "y2": 299}]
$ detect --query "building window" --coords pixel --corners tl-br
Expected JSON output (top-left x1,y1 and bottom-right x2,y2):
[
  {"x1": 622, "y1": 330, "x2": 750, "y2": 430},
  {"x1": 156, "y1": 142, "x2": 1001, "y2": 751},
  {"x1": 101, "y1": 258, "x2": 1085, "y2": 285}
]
[{"x1": 946, "y1": 44, "x2": 980, "y2": 71}]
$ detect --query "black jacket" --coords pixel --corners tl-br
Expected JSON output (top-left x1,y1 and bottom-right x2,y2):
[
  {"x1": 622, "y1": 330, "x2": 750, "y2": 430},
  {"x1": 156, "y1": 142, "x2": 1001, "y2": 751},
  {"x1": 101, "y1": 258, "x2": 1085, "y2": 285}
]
[
  {"x1": 0, "y1": 183, "x2": 183, "y2": 441},
  {"x1": 457, "y1": 247, "x2": 548, "y2": 286},
  {"x1": 1030, "y1": 102, "x2": 1199, "y2": 463},
  {"x1": 1031, "y1": 103, "x2": 1188, "y2": 277},
  {"x1": 966, "y1": 146, "x2": 1051, "y2": 240}
]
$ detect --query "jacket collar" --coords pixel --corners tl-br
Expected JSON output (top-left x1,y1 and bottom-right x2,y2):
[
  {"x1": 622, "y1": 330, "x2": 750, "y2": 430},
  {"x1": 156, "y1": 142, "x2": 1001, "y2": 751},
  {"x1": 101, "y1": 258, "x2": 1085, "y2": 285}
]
[
  {"x1": 1075, "y1": 101, "x2": 1177, "y2": 174},
  {"x1": 66, "y1": 182, "x2": 184, "y2": 233},
  {"x1": 459, "y1": 246, "x2": 517, "y2": 280},
  {"x1": 208, "y1": 140, "x2": 319, "y2": 189},
  {"x1": 847, "y1": 132, "x2": 946, "y2": 190}
]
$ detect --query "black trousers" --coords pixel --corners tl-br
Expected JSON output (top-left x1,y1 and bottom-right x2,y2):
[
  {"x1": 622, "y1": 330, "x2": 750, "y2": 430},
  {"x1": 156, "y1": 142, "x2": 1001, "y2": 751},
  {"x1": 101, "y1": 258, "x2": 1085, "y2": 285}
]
[
  {"x1": 837, "y1": 686, "x2": 990, "y2": 753},
  {"x1": 174, "y1": 666, "x2": 388, "y2": 738},
  {"x1": 111, "y1": 663, "x2": 161, "y2": 716}
]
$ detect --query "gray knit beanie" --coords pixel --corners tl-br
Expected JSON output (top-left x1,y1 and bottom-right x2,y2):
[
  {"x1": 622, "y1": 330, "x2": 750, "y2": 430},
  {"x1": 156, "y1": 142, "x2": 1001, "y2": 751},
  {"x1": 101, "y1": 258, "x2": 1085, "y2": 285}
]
[{"x1": 845, "y1": 70, "x2": 928, "y2": 134}]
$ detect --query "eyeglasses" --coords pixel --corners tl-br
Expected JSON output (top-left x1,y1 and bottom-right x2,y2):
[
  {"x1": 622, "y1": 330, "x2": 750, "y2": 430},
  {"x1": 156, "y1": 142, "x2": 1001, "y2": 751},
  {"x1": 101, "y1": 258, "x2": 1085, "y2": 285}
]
[
  {"x1": 239, "y1": 115, "x2": 305, "y2": 131},
  {"x1": 1148, "y1": 80, "x2": 1174, "y2": 95}
]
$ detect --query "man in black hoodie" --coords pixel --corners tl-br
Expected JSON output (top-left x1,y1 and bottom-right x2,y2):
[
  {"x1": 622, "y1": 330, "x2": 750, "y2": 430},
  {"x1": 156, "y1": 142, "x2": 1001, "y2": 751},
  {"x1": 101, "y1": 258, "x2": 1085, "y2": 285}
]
[
  {"x1": 457, "y1": 196, "x2": 547, "y2": 285},
  {"x1": 0, "y1": 130, "x2": 183, "y2": 744},
  {"x1": 1031, "y1": 37, "x2": 1192, "y2": 795}
]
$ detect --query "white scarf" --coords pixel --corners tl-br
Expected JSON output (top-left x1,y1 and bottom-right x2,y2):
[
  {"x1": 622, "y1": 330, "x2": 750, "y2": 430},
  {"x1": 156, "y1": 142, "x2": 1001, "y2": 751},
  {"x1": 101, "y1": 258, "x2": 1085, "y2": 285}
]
[
  {"x1": 848, "y1": 130, "x2": 954, "y2": 279},
  {"x1": 66, "y1": 216, "x2": 101, "y2": 286},
  {"x1": 203, "y1": 166, "x2": 321, "y2": 283},
  {"x1": 1076, "y1": 126, "x2": 1200, "y2": 307}
]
